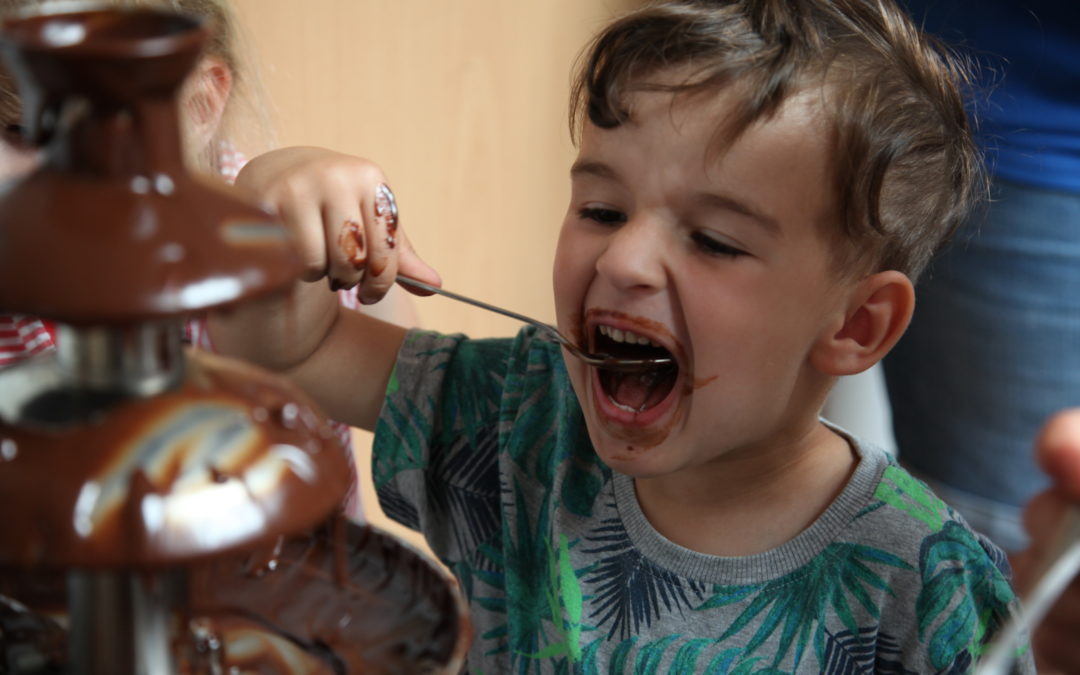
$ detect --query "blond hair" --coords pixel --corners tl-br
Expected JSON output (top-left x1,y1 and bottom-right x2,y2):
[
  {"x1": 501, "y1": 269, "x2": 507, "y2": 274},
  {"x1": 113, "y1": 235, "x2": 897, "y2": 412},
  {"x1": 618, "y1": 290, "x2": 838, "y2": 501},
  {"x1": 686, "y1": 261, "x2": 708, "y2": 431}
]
[{"x1": 0, "y1": 0, "x2": 275, "y2": 174}]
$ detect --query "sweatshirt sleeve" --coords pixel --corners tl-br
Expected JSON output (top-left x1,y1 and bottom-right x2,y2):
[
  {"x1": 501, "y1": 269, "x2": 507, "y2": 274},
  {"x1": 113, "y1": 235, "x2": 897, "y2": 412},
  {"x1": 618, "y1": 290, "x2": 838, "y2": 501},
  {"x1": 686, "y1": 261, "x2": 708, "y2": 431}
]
[{"x1": 371, "y1": 329, "x2": 514, "y2": 568}]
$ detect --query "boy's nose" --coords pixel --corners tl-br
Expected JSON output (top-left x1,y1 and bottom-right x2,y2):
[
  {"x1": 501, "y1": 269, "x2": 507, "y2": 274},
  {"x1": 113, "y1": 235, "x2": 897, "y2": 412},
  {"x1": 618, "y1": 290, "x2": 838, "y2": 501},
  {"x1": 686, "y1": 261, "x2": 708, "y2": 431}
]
[{"x1": 594, "y1": 218, "x2": 668, "y2": 292}]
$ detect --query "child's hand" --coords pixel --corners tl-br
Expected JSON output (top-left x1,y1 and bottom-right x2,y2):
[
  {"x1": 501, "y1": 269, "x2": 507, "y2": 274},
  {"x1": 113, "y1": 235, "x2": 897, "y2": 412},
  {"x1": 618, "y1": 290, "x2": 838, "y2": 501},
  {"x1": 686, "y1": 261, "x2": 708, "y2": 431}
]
[
  {"x1": 235, "y1": 146, "x2": 441, "y2": 304},
  {"x1": 1013, "y1": 409, "x2": 1080, "y2": 673}
]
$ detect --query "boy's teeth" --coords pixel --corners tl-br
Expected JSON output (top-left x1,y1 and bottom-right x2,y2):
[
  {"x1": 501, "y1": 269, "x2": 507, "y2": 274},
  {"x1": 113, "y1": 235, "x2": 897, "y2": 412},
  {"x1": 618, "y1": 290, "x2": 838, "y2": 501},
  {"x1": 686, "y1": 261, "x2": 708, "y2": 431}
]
[{"x1": 599, "y1": 325, "x2": 658, "y2": 347}]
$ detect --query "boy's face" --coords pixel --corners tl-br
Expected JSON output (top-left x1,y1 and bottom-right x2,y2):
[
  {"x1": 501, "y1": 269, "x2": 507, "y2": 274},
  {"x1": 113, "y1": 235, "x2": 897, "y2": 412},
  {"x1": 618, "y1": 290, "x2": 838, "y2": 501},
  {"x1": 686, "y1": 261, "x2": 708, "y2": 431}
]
[{"x1": 554, "y1": 84, "x2": 855, "y2": 480}]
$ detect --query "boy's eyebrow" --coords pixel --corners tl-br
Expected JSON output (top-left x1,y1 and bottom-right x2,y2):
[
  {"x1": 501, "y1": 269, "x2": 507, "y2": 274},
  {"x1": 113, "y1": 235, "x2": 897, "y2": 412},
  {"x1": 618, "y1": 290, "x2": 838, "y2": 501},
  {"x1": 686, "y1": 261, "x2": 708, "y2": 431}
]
[
  {"x1": 571, "y1": 159, "x2": 780, "y2": 236},
  {"x1": 570, "y1": 159, "x2": 620, "y2": 182},
  {"x1": 694, "y1": 191, "x2": 780, "y2": 236}
]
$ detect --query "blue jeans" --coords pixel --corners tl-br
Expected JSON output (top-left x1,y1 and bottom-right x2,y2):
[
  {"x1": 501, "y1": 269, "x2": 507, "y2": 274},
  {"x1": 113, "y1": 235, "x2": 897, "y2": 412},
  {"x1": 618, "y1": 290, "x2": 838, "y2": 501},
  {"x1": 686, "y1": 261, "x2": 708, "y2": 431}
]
[{"x1": 884, "y1": 178, "x2": 1080, "y2": 552}]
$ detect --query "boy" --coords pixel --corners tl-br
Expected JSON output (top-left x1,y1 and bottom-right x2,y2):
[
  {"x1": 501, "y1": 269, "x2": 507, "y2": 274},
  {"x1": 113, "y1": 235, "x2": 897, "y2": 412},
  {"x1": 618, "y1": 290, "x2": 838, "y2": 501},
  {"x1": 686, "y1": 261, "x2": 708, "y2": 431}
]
[{"x1": 214, "y1": 0, "x2": 1034, "y2": 671}]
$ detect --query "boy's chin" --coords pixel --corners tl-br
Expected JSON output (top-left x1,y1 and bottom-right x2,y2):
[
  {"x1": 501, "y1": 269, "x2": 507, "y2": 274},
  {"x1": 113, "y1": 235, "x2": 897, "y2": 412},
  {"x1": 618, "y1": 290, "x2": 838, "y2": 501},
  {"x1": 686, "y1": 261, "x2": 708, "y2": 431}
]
[{"x1": 585, "y1": 427, "x2": 679, "y2": 478}]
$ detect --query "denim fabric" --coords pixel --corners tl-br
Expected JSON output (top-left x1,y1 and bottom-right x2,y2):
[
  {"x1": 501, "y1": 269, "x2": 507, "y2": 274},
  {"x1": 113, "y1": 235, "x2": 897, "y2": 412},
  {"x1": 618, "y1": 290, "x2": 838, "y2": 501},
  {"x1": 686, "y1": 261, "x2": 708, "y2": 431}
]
[{"x1": 884, "y1": 179, "x2": 1080, "y2": 552}]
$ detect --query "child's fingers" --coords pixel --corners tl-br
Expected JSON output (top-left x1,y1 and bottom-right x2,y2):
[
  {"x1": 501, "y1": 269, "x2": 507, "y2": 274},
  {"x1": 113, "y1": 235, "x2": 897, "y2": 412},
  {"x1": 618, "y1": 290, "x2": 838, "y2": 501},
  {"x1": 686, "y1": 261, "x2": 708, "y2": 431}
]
[
  {"x1": 273, "y1": 199, "x2": 330, "y2": 283},
  {"x1": 324, "y1": 203, "x2": 367, "y2": 291},
  {"x1": 396, "y1": 229, "x2": 442, "y2": 295},
  {"x1": 1036, "y1": 408, "x2": 1080, "y2": 501}
]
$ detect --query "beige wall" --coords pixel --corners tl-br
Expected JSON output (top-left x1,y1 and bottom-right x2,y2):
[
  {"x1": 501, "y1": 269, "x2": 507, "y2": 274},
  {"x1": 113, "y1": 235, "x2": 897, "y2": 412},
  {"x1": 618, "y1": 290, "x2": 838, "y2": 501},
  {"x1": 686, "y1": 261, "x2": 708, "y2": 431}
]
[
  {"x1": 234, "y1": 0, "x2": 635, "y2": 336},
  {"x1": 232, "y1": 0, "x2": 635, "y2": 542}
]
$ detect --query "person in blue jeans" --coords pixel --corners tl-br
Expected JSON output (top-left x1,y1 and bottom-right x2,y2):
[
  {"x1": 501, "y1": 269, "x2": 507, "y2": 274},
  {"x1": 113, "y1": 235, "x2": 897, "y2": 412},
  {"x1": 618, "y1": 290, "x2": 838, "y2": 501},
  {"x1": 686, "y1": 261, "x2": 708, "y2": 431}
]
[{"x1": 885, "y1": 0, "x2": 1080, "y2": 553}]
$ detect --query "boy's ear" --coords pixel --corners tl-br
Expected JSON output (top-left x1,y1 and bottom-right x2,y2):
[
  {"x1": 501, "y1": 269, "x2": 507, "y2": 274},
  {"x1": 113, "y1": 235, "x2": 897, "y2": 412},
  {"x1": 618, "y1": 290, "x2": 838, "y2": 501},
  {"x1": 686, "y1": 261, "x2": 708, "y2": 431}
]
[
  {"x1": 183, "y1": 55, "x2": 232, "y2": 148},
  {"x1": 810, "y1": 270, "x2": 915, "y2": 376}
]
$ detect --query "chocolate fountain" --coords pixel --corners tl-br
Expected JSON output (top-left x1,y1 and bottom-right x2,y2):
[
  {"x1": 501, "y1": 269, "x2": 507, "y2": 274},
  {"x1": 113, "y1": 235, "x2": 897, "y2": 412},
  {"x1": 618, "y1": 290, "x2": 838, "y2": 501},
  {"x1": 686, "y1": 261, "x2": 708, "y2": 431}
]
[{"x1": 0, "y1": 6, "x2": 467, "y2": 673}]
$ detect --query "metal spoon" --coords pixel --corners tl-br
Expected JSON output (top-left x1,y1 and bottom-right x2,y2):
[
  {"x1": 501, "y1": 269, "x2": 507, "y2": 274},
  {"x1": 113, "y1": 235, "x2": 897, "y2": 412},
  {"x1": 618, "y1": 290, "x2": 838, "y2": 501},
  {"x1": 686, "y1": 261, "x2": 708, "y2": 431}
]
[
  {"x1": 975, "y1": 505, "x2": 1080, "y2": 675},
  {"x1": 396, "y1": 275, "x2": 673, "y2": 373}
]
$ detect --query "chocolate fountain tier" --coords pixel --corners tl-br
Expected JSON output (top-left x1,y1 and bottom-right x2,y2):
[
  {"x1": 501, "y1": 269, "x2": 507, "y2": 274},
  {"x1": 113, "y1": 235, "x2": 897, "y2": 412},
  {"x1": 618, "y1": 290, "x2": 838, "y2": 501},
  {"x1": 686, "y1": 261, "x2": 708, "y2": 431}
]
[
  {"x1": 188, "y1": 518, "x2": 472, "y2": 674},
  {"x1": 0, "y1": 518, "x2": 472, "y2": 674},
  {"x1": 0, "y1": 172, "x2": 300, "y2": 323},
  {"x1": 0, "y1": 349, "x2": 352, "y2": 569},
  {"x1": 0, "y1": 7, "x2": 302, "y2": 323}
]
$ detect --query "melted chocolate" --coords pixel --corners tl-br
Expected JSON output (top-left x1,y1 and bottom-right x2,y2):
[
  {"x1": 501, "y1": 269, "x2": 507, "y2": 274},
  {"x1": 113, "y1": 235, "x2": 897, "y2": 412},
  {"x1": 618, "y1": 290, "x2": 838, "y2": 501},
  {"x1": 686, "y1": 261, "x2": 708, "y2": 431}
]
[
  {"x1": 338, "y1": 219, "x2": 367, "y2": 270},
  {"x1": 189, "y1": 517, "x2": 471, "y2": 673},
  {"x1": 0, "y1": 9, "x2": 302, "y2": 323},
  {"x1": 0, "y1": 350, "x2": 352, "y2": 568},
  {"x1": 0, "y1": 9, "x2": 469, "y2": 673},
  {"x1": 0, "y1": 594, "x2": 66, "y2": 673},
  {"x1": 583, "y1": 309, "x2": 689, "y2": 450},
  {"x1": 0, "y1": 518, "x2": 471, "y2": 674}
]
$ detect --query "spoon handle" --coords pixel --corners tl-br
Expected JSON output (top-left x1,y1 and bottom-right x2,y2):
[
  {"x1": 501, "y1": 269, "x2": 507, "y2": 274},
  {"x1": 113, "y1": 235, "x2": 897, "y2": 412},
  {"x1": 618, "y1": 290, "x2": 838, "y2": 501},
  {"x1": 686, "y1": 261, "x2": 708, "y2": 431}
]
[
  {"x1": 975, "y1": 506, "x2": 1080, "y2": 675},
  {"x1": 395, "y1": 275, "x2": 572, "y2": 349}
]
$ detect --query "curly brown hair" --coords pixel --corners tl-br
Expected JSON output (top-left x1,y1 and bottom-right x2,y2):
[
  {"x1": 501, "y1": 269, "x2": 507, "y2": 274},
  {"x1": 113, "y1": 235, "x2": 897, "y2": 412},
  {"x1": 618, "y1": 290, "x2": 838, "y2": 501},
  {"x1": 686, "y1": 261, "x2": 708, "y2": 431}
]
[{"x1": 571, "y1": 0, "x2": 985, "y2": 280}]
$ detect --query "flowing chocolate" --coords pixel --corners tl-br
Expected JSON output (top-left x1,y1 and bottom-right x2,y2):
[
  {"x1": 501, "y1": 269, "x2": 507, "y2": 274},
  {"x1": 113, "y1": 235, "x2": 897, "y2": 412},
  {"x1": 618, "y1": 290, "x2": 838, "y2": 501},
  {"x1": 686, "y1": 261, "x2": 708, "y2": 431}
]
[
  {"x1": 189, "y1": 517, "x2": 471, "y2": 673},
  {"x1": 0, "y1": 519, "x2": 472, "y2": 673},
  {"x1": 0, "y1": 349, "x2": 351, "y2": 569},
  {"x1": 0, "y1": 7, "x2": 470, "y2": 672},
  {"x1": 0, "y1": 9, "x2": 301, "y2": 323}
]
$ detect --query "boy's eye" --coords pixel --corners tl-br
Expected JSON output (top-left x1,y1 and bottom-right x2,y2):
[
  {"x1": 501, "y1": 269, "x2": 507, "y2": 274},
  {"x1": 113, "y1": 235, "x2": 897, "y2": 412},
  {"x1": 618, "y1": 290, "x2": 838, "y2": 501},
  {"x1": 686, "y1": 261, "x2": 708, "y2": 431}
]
[
  {"x1": 579, "y1": 207, "x2": 626, "y2": 226},
  {"x1": 692, "y1": 231, "x2": 746, "y2": 258}
]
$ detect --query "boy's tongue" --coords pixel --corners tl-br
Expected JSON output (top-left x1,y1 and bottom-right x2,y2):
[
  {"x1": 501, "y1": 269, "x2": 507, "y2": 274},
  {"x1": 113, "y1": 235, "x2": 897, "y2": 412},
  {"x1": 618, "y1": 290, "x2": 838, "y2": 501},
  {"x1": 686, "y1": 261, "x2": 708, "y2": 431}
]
[{"x1": 603, "y1": 368, "x2": 676, "y2": 412}]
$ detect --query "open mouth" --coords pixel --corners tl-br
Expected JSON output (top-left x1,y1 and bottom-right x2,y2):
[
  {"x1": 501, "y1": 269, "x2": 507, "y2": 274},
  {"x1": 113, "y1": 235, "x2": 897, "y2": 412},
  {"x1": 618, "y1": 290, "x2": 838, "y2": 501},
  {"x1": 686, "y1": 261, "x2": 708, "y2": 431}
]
[{"x1": 593, "y1": 325, "x2": 680, "y2": 413}]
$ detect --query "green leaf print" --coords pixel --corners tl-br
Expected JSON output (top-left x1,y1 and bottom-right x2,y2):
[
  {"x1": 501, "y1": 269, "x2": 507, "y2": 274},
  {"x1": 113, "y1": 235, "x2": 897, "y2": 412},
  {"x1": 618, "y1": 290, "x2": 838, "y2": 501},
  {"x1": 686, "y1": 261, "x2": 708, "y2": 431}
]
[
  {"x1": 472, "y1": 479, "x2": 592, "y2": 673},
  {"x1": 697, "y1": 542, "x2": 912, "y2": 668},
  {"x1": 427, "y1": 428, "x2": 502, "y2": 557},
  {"x1": 916, "y1": 521, "x2": 1016, "y2": 669},
  {"x1": 375, "y1": 394, "x2": 432, "y2": 486},
  {"x1": 528, "y1": 534, "x2": 589, "y2": 664},
  {"x1": 873, "y1": 465, "x2": 947, "y2": 532},
  {"x1": 668, "y1": 639, "x2": 719, "y2": 672},
  {"x1": 583, "y1": 514, "x2": 709, "y2": 640},
  {"x1": 574, "y1": 635, "x2": 768, "y2": 674},
  {"x1": 470, "y1": 479, "x2": 551, "y2": 670},
  {"x1": 609, "y1": 637, "x2": 639, "y2": 673},
  {"x1": 561, "y1": 453, "x2": 604, "y2": 518}
]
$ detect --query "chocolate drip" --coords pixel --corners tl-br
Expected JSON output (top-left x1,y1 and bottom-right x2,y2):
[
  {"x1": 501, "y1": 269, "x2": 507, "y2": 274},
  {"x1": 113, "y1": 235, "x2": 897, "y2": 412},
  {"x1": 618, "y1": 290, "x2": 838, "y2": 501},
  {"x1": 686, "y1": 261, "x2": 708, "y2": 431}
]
[
  {"x1": 0, "y1": 519, "x2": 471, "y2": 673},
  {"x1": 0, "y1": 350, "x2": 352, "y2": 569}
]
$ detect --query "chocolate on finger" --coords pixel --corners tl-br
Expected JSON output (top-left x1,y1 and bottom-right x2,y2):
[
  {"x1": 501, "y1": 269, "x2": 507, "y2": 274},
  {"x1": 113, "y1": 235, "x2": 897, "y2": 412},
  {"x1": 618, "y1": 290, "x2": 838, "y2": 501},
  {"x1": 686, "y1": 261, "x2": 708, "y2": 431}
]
[{"x1": 338, "y1": 218, "x2": 367, "y2": 270}]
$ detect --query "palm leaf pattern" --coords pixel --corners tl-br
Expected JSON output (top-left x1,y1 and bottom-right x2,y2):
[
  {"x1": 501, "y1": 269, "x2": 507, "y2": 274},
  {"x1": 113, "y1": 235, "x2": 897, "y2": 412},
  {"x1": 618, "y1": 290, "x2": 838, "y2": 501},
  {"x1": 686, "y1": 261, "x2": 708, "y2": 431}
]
[
  {"x1": 582, "y1": 509, "x2": 709, "y2": 640},
  {"x1": 697, "y1": 542, "x2": 913, "y2": 669},
  {"x1": 820, "y1": 626, "x2": 917, "y2": 674},
  {"x1": 916, "y1": 520, "x2": 1015, "y2": 669},
  {"x1": 500, "y1": 333, "x2": 602, "y2": 509},
  {"x1": 873, "y1": 465, "x2": 947, "y2": 532},
  {"x1": 470, "y1": 479, "x2": 563, "y2": 674},
  {"x1": 375, "y1": 389, "x2": 432, "y2": 489},
  {"x1": 427, "y1": 425, "x2": 502, "y2": 562},
  {"x1": 376, "y1": 481, "x2": 420, "y2": 531},
  {"x1": 578, "y1": 637, "x2": 781, "y2": 675},
  {"x1": 373, "y1": 329, "x2": 1030, "y2": 673}
]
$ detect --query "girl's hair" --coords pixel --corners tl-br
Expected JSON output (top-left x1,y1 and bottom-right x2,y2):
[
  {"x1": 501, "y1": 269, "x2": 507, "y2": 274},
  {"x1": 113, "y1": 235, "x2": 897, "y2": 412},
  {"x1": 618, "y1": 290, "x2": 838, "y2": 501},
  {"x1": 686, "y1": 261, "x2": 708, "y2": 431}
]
[
  {"x1": 0, "y1": 0, "x2": 275, "y2": 174},
  {"x1": 571, "y1": 0, "x2": 985, "y2": 280}
]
